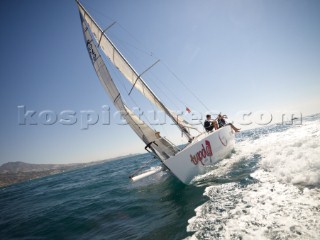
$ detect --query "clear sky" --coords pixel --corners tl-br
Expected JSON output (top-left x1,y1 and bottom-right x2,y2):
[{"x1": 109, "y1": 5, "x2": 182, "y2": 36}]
[{"x1": 0, "y1": 0, "x2": 319, "y2": 165}]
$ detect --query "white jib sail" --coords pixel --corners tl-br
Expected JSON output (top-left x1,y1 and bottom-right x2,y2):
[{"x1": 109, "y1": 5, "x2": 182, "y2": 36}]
[
  {"x1": 77, "y1": 2, "x2": 195, "y2": 141},
  {"x1": 80, "y1": 14, "x2": 178, "y2": 160}
]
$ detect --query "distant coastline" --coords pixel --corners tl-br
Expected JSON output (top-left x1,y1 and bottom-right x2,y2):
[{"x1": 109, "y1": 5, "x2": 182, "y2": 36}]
[{"x1": 0, "y1": 153, "x2": 139, "y2": 188}]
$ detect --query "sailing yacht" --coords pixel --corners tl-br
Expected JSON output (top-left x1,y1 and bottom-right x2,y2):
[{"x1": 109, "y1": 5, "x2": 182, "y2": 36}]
[{"x1": 76, "y1": 1, "x2": 235, "y2": 184}]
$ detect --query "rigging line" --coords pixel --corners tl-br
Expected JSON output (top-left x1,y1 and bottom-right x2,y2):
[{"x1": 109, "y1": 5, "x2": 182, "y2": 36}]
[
  {"x1": 117, "y1": 65, "x2": 159, "y2": 125},
  {"x1": 126, "y1": 42, "x2": 207, "y2": 112},
  {"x1": 107, "y1": 34, "x2": 171, "y2": 108},
  {"x1": 123, "y1": 81, "x2": 156, "y2": 126},
  {"x1": 144, "y1": 72, "x2": 181, "y2": 110},
  {"x1": 104, "y1": 57, "x2": 156, "y2": 127},
  {"x1": 160, "y1": 61, "x2": 210, "y2": 111},
  {"x1": 105, "y1": 34, "x2": 189, "y2": 110},
  {"x1": 146, "y1": 68, "x2": 189, "y2": 109},
  {"x1": 111, "y1": 58, "x2": 158, "y2": 124},
  {"x1": 82, "y1": 2, "x2": 115, "y2": 23},
  {"x1": 109, "y1": 33, "x2": 159, "y2": 81},
  {"x1": 81, "y1": 2, "x2": 198, "y2": 115},
  {"x1": 104, "y1": 60, "x2": 149, "y2": 121},
  {"x1": 124, "y1": 55, "x2": 186, "y2": 111},
  {"x1": 94, "y1": 53, "x2": 149, "y2": 135},
  {"x1": 115, "y1": 23, "x2": 156, "y2": 58},
  {"x1": 107, "y1": 37, "x2": 148, "y2": 76},
  {"x1": 83, "y1": 2, "x2": 156, "y2": 59},
  {"x1": 82, "y1": 1, "x2": 153, "y2": 68},
  {"x1": 102, "y1": 44, "x2": 159, "y2": 122},
  {"x1": 127, "y1": 94, "x2": 155, "y2": 127},
  {"x1": 97, "y1": 44, "x2": 148, "y2": 115},
  {"x1": 107, "y1": 34, "x2": 185, "y2": 111},
  {"x1": 95, "y1": 34, "x2": 162, "y2": 116},
  {"x1": 127, "y1": 45, "x2": 205, "y2": 112},
  {"x1": 79, "y1": 2, "x2": 193, "y2": 141},
  {"x1": 110, "y1": 34, "x2": 156, "y2": 59}
]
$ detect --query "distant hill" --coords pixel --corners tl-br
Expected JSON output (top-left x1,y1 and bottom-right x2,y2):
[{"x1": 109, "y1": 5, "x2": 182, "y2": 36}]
[
  {"x1": 0, "y1": 152, "x2": 142, "y2": 173},
  {"x1": 0, "y1": 153, "x2": 142, "y2": 188},
  {"x1": 0, "y1": 161, "x2": 81, "y2": 173},
  {"x1": 0, "y1": 161, "x2": 92, "y2": 188}
]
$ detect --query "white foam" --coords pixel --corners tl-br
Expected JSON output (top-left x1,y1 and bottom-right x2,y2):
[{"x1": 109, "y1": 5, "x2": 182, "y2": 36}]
[
  {"x1": 187, "y1": 171, "x2": 320, "y2": 239},
  {"x1": 186, "y1": 118, "x2": 320, "y2": 239},
  {"x1": 196, "y1": 119, "x2": 320, "y2": 186},
  {"x1": 255, "y1": 120, "x2": 320, "y2": 187}
]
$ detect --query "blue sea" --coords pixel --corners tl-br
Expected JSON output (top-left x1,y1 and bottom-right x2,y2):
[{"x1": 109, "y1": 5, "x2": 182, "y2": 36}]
[{"x1": 1, "y1": 114, "x2": 319, "y2": 239}]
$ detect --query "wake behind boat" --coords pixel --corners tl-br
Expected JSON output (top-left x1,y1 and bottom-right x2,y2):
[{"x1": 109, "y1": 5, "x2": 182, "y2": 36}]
[{"x1": 76, "y1": 1, "x2": 236, "y2": 184}]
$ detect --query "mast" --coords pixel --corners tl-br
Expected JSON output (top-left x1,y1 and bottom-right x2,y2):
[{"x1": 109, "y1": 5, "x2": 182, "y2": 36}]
[
  {"x1": 79, "y1": 12, "x2": 179, "y2": 160},
  {"x1": 76, "y1": 1, "x2": 193, "y2": 141}
]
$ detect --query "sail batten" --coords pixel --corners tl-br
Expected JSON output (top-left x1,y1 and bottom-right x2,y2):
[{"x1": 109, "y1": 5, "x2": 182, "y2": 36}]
[
  {"x1": 128, "y1": 59, "x2": 160, "y2": 96},
  {"x1": 77, "y1": 2, "x2": 194, "y2": 141}
]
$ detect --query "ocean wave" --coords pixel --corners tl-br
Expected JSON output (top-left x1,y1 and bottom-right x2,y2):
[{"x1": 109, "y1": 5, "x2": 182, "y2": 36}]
[
  {"x1": 247, "y1": 120, "x2": 320, "y2": 187},
  {"x1": 187, "y1": 117, "x2": 320, "y2": 239},
  {"x1": 187, "y1": 170, "x2": 320, "y2": 239}
]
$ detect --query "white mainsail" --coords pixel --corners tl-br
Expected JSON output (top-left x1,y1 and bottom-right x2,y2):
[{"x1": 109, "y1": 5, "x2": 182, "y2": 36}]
[
  {"x1": 77, "y1": 2, "x2": 195, "y2": 141},
  {"x1": 80, "y1": 14, "x2": 178, "y2": 160}
]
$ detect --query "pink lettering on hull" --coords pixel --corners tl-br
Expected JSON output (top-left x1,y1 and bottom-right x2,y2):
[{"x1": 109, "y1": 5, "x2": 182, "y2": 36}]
[{"x1": 190, "y1": 140, "x2": 213, "y2": 165}]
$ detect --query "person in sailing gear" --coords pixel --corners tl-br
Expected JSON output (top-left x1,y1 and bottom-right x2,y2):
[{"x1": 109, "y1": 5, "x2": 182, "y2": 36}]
[
  {"x1": 204, "y1": 114, "x2": 218, "y2": 132},
  {"x1": 217, "y1": 113, "x2": 240, "y2": 132}
]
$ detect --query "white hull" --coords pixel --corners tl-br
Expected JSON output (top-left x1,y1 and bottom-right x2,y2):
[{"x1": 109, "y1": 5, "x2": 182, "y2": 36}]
[
  {"x1": 164, "y1": 126, "x2": 235, "y2": 184},
  {"x1": 77, "y1": 3, "x2": 236, "y2": 185}
]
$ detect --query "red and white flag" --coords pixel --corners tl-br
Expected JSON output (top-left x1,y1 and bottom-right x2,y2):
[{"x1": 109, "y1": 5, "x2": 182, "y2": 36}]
[{"x1": 186, "y1": 107, "x2": 191, "y2": 113}]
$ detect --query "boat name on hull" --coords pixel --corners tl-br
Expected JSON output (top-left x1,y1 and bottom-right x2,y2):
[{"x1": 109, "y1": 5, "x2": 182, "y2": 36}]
[{"x1": 190, "y1": 140, "x2": 213, "y2": 165}]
